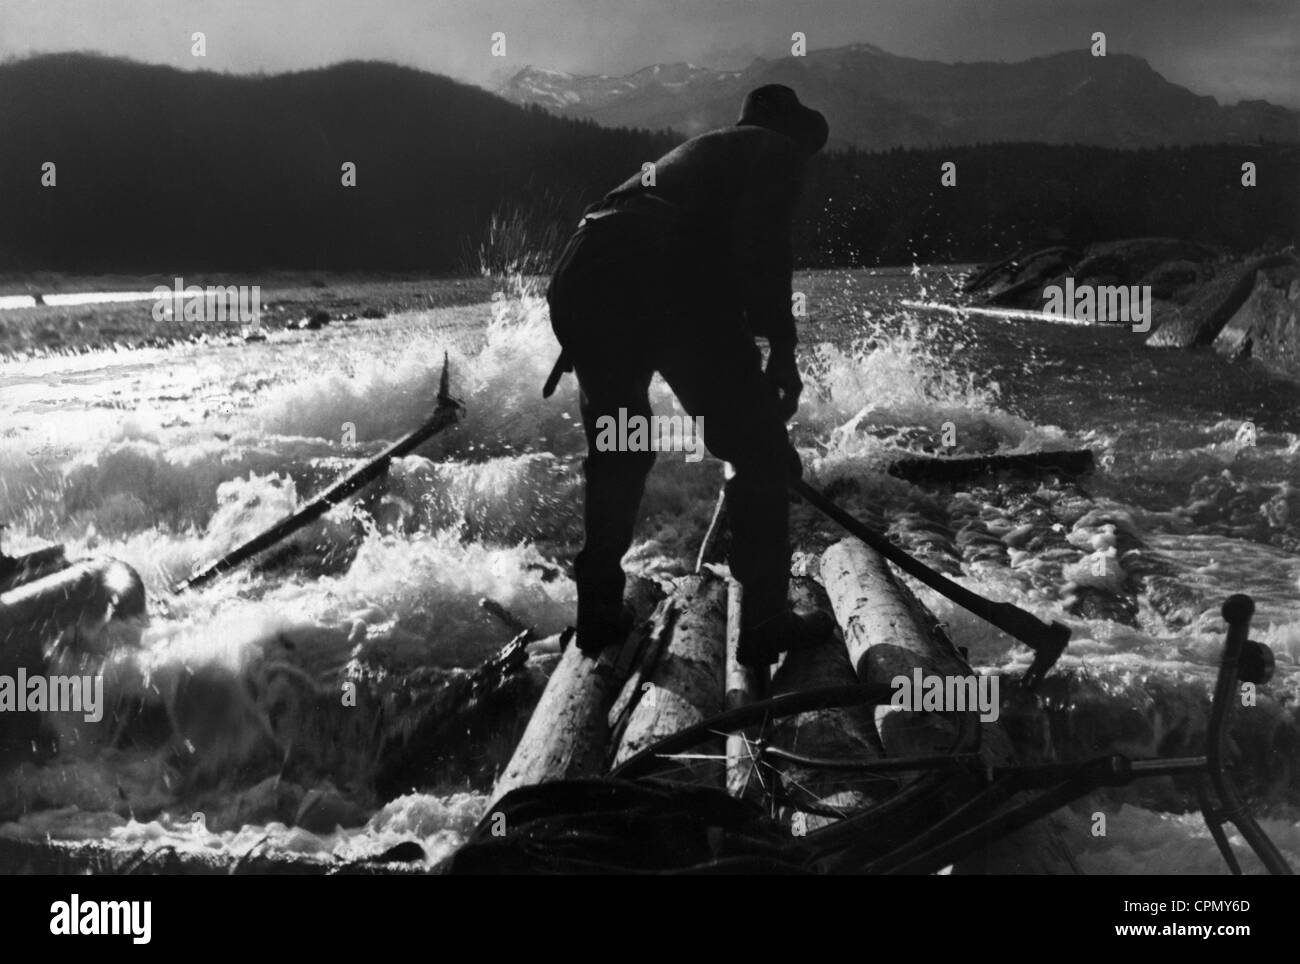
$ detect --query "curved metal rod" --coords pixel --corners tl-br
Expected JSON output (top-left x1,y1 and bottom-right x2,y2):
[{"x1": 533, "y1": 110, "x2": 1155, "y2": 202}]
[
  {"x1": 610, "y1": 684, "x2": 892, "y2": 779},
  {"x1": 1210, "y1": 595, "x2": 1292, "y2": 875},
  {"x1": 764, "y1": 746, "x2": 983, "y2": 773}
]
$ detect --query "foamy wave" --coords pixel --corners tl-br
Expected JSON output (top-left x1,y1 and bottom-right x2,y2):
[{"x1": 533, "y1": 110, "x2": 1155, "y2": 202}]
[{"x1": 799, "y1": 316, "x2": 1071, "y2": 464}]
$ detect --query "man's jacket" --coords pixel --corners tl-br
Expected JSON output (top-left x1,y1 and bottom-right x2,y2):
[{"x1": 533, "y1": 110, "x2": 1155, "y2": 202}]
[{"x1": 580, "y1": 125, "x2": 807, "y2": 349}]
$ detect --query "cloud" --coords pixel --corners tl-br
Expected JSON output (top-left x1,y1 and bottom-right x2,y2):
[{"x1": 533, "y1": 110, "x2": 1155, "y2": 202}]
[{"x1": 0, "y1": 0, "x2": 1294, "y2": 106}]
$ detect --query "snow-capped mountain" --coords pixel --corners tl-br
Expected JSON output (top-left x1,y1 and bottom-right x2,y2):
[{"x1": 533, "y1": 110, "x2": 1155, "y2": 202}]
[{"x1": 499, "y1": 43, "x2": 1300, "y2": 149}]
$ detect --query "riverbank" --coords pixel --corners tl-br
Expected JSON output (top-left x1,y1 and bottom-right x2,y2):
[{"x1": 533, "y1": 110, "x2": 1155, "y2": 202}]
[{"x1": 0, "y1": 275, "x2": 499, "y2": 359}]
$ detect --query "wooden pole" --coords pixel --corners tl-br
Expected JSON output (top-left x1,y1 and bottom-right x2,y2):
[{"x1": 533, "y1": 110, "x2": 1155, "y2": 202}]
[
  {"x1": 724, "y1": 577, "x2": 769, "y2": 797},
  {"x1": 178, "y1": 354, "x2": 462, "y2": 592}
]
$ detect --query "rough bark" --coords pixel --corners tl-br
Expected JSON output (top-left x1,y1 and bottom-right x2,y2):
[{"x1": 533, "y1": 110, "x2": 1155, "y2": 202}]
[
  {"x1": 819, "y1": 537, "x2": 1077, "y2": 873},
  {"x1": 821, "y1": 538, "x2": 965, "y2": 758},
  {"x1": 488, "y1": 636, "x2": 634, "y2": 809},
  {"x1": 821, "y1": 539, "x2": 965, "y2": 683},
  {"x1": 768, "y1": 576, "x2": 883, "y2": 827},
  {"x1": 612, "y1": 574, "x2": 728, "y2": 782},
  {"x1": 490, "y1": 575, "x2": 666, "y2": 807}
]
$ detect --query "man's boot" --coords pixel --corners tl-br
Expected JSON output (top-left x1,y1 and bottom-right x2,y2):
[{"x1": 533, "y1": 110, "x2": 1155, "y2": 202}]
[
  {"x1": 575, "y1": 596, "x2": 636, "y2": 658},
  {"x1": 736, "y1": 608, "x2": 836, "y2": 669}
]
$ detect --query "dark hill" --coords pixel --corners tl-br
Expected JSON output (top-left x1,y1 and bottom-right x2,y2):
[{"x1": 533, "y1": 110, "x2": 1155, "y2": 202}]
[
  {"x1": 0, "y1": 53, "x2": 675, "y2": 272},
  {"x1": 0, "y1": 54, "x2": 1294, "y2": 274}
]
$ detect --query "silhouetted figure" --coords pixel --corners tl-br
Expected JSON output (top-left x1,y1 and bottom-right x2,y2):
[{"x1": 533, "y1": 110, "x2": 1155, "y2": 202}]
[{"x1": 545, "y1": 85, "x2": 830, "y2": 668}]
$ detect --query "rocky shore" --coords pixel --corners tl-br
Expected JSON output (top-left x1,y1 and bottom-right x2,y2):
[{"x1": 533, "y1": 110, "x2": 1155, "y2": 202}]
[{"x1": 963, "y1": 238, "x2": 1299, "y2": 379}]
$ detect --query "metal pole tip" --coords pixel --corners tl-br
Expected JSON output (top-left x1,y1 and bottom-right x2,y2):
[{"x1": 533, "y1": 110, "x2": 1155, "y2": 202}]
[{"x1": 1221, "y1": 594, "x2": 1254, "y2": 625}]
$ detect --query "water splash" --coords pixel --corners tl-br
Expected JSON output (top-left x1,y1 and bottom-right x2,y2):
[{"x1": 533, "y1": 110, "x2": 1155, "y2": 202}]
[{"x1": 3, "y1": 267, "x2": 1297, "y2": 872}]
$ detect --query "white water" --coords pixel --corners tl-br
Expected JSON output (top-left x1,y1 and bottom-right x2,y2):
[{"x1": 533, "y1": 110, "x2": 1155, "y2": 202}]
[{"x1": 2, "y1": 268, "x2": 1297, "y2": 872}]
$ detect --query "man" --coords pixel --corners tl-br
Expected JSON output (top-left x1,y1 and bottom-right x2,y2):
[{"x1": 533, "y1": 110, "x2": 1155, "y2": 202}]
[{"x1": 545, "y1": 85, "x2": 830, "y2": 668}]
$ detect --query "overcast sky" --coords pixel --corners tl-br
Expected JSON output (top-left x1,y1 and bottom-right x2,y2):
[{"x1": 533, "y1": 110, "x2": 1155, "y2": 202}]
[{"x1": 2, "y1": 0, "x2": 1296, "y2": 107}]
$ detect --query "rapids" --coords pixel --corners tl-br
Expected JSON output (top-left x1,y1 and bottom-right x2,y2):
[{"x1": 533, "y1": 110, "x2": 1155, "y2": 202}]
[{"x1": 1, "y1": 266, "x2": 1297, "y2": 872}]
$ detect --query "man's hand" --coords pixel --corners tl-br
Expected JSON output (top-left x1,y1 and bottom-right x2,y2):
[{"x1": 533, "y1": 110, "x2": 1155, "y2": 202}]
[{"x1": 765, "y1": 344, "x2": 802, "y2": 421}]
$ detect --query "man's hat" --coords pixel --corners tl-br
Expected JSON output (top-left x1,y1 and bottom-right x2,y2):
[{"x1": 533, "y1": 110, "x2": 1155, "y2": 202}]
[{"x1": 737, "y1": 85, "x2": 829, "y2": 155}]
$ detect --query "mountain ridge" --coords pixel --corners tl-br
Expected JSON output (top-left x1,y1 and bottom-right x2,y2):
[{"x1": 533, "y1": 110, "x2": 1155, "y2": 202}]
[
  {"x1": 0, "y1": 52, "x2": 1293, "y2": 273},
  {"x1": 499, "y1": 44, "x2": 1300, "y2": 149}
]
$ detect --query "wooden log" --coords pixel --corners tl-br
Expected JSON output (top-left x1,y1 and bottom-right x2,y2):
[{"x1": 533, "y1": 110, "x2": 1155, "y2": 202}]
[
  {"x1": 1146, "y1": 253, "x2": 1295, "y2": 348},
  {"x1": 822, "y1": 536, "x2": 1015, "y2": 761},
  {"x1": 768, "y1": 576, "x2": 884, "y2": 828},
  {"x1": 1213, "y1": 259, "x2": 1300, "y2": 376},
  {"x1": 792, "y1": 479, "x2": 1070, "y2": 681},
  {"x1": 607, "y1": 599, "x2": 674, "y2": 752},
  {"x1": 0, "y1": 557, "x2": 146, "y2": 669},
  {"x1": 821, "y1": 538, "x2": 965, "y2": 680},
  {"x1": 612, "y1": 574, "x2": 728, "y2": 782},
  {"x1": 819, "y1": 537, "x2": 1076, "y2": 873},
  {"x1": 487, "y1": 640, "x2": 631, "y2": 809},
  {"x1": 489, "y1": 579, "x2": 664, "y2": 808},
  {"x1": 0, "y1": 544, "x2": 68, "y2": 594},
  {"x1": 961, "y1": 246, "x2": 1028, "y2": 293},
  {"x1": 524, "y1": 632, "x2": 564, "y2": 656}
]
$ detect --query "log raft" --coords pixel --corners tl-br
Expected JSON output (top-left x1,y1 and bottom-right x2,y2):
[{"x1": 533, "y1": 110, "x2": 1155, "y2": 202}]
[{"x1": 492, "y1": 537, "x2": 1075, "y2": 873}]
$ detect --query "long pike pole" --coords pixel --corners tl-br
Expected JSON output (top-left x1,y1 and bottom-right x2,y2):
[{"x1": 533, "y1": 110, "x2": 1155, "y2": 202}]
[{"x1": 177, "y1": 353, "x2": 463, "y2": 592}]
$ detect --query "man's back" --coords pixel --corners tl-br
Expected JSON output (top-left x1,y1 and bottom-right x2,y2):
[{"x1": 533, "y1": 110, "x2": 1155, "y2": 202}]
[
  {"x1": 586, "y1": 125, "x2": 809, "y2": 344},
  {"x1": 595, "y1": 126, "x2": 805, "y2": 234}
]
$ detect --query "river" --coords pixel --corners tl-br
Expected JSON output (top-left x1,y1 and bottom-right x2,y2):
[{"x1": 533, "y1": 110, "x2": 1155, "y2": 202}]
[{"x1": 1, "y1": 267, "x2": 1297, "y2": 872}]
